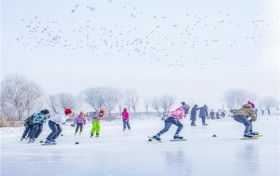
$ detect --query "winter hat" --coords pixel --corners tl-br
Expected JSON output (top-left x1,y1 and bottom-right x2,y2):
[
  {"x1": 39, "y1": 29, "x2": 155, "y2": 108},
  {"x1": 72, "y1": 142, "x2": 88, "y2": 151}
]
[
  {"x1": 99, "y1": 109, "x2": 105, "y2": 115},
  {"x1": 40, "y1": 109, "x2": 50, "y2": 115},
  {"x1": 123, "y1": 108, "x2": 127, "y2": 111},
  {"x1": 64, "y1": 108, "x2": 73, "y2": 115}
]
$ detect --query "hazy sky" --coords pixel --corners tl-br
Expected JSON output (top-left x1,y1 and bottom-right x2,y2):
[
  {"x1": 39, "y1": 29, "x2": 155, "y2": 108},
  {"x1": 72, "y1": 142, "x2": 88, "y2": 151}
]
[{"x1": 1, "y1": 0, "x2": 279, "y2": 109}]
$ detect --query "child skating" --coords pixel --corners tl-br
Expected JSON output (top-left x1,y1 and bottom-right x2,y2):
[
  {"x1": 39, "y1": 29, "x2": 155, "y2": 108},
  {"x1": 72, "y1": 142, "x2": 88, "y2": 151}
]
[
  {"x1": 28, "y1": 109, "x2": 50, "y2": 143},
  {"x1": 90, "y1": 110, "x2": 105, "y2": 137},
  {"x1": 74, "y1": 111, "x2": 87, "y2": 135},
  {"x1": 44, "y1": 108, "x2": 73, "y2": 144},
  {"x1": 122, "y1": 108, "x2": 131, "y2": 131},
  {"x1": 150, "y1": 103, "x2": 189, "y2": 142},
  {"x1": 231, "y1": 104, "x2": 259, "y2": 139},
  {"x1": 20, "y1": 113, "x2": 35, "y2": 141}
]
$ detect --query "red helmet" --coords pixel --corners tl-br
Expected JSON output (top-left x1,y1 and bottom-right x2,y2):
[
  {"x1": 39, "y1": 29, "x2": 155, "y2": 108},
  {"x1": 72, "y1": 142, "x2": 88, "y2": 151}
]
[{"x1": 64, "y1": 108, "x2": 73, "y2": 115}]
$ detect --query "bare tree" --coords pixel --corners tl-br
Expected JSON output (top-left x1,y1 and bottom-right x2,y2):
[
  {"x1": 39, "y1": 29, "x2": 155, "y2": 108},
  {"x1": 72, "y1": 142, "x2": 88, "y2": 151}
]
[
  {"x1": 224, "y1": 89, "x2": 256, "y2": 109},
  {"x1": 151, "y1": 97, "x2": 161, "y2": 114},
  {"x1": 47, "y1": 93, "x2": 79, "y2": 114},
  {"x1": 124, "y1": 89, "x2": 139, "y2": 114},
  {"x1": 83, "y1": 88, "x2": 105, "y2": 112},
  {"x1": 83, "y1": 87, "x2": 122, "y2": 116},
  {"x1": 47, "y1": 95, "x2": 60, "y2": 114},
  {"x1": 160, "y1": 94, "x2": 176, "y2": 114},
  {"x1": 103, "y1": 87, "x2": 122, "y2": 116},
  {"x1": 1, "y1": 75, "x2": 43, "y2": 120},
  {"x1": 143, "y1": 97, "x2": 150, "y2": 114},
  {"x1": 117, "y1": 98, "x2": 125, "y2": 116},
  {"x1": 259, "y1": 96, "x2": 277, "y2": 115}
]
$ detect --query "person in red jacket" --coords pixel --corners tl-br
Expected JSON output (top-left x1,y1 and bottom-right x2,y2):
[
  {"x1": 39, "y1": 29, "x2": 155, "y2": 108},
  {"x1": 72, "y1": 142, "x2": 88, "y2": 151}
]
[{"x1": 122, "y1": 108, "x2": 131, "y2": 131}]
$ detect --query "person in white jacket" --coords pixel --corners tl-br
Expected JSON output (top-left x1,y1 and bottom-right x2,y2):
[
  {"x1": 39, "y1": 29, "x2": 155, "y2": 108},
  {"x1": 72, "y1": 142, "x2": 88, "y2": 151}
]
[{"x1": 44, "y1": 108, "x2": 73, "y2": 144}]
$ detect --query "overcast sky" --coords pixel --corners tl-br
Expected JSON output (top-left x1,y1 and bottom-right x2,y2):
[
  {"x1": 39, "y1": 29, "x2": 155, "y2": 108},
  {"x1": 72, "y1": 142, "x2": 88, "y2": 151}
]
[{"x1": 1, "y1": 0, "x2": 279, "y2": 109}]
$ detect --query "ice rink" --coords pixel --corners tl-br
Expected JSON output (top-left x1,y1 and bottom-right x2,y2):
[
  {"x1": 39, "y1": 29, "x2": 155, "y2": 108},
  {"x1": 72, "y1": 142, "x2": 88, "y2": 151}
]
[{"x1": 1, "y1": 115, "x2": 279, "y2": 176}]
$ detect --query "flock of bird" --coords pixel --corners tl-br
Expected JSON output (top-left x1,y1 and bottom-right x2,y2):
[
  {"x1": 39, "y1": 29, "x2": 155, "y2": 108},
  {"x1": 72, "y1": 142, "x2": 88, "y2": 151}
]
[{"x1": 13, "y1": 2, "x2": 279, "y2": 70}]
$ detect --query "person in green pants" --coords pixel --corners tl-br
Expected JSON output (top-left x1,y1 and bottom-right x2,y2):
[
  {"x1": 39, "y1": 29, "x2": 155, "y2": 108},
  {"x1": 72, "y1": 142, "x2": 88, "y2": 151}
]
[{"x1": 90, "y1": 109, "x2": 105, "y2": 137}]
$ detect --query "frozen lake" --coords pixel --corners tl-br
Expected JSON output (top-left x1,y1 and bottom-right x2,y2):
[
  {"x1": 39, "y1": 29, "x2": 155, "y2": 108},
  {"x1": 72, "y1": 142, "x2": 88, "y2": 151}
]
[{"x1": 1, "y1": 115, "x2": 279, "y2": 176}]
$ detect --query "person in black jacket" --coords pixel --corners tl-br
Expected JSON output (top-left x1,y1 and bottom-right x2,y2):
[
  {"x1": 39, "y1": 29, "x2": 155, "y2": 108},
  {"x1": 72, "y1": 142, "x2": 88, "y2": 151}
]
[
  {"x1": 199, "y1": 105, "x2": 208, "y2": 125},
  {"x1": 190, "y1": 104, "x2": 200, "y2": 126}
]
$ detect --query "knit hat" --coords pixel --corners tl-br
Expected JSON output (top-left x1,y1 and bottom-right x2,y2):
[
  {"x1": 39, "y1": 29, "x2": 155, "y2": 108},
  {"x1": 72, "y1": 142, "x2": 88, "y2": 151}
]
[
  {"x1": 64, "y1": 108, "x2": 73, "y2": 115},
  {"x1": 40, "y1": 109, "x2": 50, "y2": 115},
  {"x1": 99, "y1": 109, "x2": 105, "y2": 115}
]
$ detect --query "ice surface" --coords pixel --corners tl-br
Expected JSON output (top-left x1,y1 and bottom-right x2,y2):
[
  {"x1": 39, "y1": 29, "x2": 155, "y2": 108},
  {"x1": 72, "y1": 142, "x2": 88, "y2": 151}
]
[{"x1": 1, "y1": 115, "x2": 279, "y2": 176}]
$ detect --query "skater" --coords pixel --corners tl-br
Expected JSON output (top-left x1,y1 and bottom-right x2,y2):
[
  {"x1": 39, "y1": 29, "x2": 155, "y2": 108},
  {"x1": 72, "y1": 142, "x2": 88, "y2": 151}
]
[
  {"x1": 44, "y1": 108, "x2": 73, "y2": 144},
  {"x1": 122, "y1": 108, "x2": 131, "y2": 131},
  {"x1": 254, "y1": 108, "x2": 258, "y2": 118},
  {"x1": 74, "y1": 111, "x2": 87, "y2": 135},
  {"x1": 181, "y1": 102, "x2": 190, "y2": 115},
  {"x1": 232, "y1": 104, "x2": 258, "y2": 138},
  {"x1": 28, "y1": 109, "x2": 50, "y2": 143},
  {"x1": 248, "y1": 101, "x2": 255, "y2": 109},
  {"x1": 215, "y1": 111, "x2": 220, "y2": 119},
  {"x1": 199, "y1": 105, "x2": 208, "y2": 125},
  {"x1": 151, "y1": 103, "x2": 189, "y2": 141},
  {"x1": 20, "y1": 113, "x2": 35, "y2": 141},
  {"x1": 190, "y1": 104, "x2": 200, "y2": 126},
  {"x1": 210, "y1": 110, "x2": 215, "y2": 120},
  {"x1": 90, "y1": 109, "x2": 105, "y2": 137}
]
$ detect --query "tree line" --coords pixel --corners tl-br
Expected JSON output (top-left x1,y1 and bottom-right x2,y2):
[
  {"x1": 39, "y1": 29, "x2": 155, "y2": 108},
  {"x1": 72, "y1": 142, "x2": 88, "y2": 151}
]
[{"x1": 1, "y1": 75, "x2": 279, "y2": 121}]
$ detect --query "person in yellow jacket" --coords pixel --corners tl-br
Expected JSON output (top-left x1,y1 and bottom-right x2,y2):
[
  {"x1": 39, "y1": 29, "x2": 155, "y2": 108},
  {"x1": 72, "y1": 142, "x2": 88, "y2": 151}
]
[
  {"x1": 231, "y1": 104, "x2": 258, "y2": 138},
  {"x1": 90, "y1": 110, "x2": 105, "y2": 137}
]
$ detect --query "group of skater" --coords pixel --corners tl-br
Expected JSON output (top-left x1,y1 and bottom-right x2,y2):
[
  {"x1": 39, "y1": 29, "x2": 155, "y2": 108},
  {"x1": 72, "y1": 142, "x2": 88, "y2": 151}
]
[
  {"x1": 21, "y1": 108, "x2": 74, "y2": 144},
  {"x1": 20, "y1": 107, "x2": 131, "y2": 144},
  {"x1": 151, "y1": 100, "x2": 259, "y2": 142},
  {"x1": 20, "y1": 100, "x2": 259, "y2": 144}
]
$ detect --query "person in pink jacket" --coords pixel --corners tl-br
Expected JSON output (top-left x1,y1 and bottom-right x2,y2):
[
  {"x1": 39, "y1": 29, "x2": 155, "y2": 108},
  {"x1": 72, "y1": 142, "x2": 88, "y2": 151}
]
[
  {"x1": 151, "y1": 103, "x2": 189, "y2": 141},
  {"x1": 122, "y1": 108, "x2": 131, "y2": 131},
  {"x1": 74, "y1": 111, "x2": 87, "y2": 135}
]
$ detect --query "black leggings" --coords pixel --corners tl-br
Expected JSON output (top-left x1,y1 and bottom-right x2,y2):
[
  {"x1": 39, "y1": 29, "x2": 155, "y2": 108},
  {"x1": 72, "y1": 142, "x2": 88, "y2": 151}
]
[
  {"x1": 75, "y1": 123, "x2": 84, "y2": 132},
  {"x1": 22, "y1": 125, "x2": 33, "y2": 139}
]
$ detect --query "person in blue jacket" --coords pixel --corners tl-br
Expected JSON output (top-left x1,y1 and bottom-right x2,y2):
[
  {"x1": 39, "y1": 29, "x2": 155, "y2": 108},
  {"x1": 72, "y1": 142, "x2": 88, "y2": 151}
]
[{"x1": 28, "y1": 109, "x2": 50, "y2": 143}]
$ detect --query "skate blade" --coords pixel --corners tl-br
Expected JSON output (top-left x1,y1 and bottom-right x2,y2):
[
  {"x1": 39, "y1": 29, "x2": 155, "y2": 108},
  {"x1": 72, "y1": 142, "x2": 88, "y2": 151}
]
[
  {"x1": 170, "y1": 139, "x2": 187, "y2": 141},
  {"x1": 148, "y1": 136, "x2": 162, "y2": 143},
  {"x1": 240, "y1": 137, "x2": 258, "y2": 140},
  {"x1": 252, "y1": 134, "x2": 263, "y2": 137},
  {"x1": 41, "y1": 143, "x2": 57, "y2": 145}
]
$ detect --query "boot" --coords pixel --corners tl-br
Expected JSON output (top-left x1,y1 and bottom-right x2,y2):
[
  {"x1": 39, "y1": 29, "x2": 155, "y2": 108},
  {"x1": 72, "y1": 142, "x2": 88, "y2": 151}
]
[
  {"x1": 96, "y1": 133, "x2": 99, "y2": 137},
  {"x1": 243, "y1": 133, "x2": 254, "y2": 138},
  {"x1": 152, "y1": 134, "x2": 161, "y2": 141},
  {"x1": 250, "y1": 131, "x2": 259, "y2": 135},
  {"x1": 173, "y1": 134, "x2": 184, "y2": 139}
]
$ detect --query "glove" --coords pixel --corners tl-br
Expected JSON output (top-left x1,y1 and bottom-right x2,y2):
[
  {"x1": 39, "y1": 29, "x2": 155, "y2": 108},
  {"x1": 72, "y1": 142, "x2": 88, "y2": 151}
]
[
  {"x1": 71, "y1": 124, "x2": 75, "y2": 127},
  {"x1": 248, "y1": 119, "x2": 253, "y2": 123}
]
